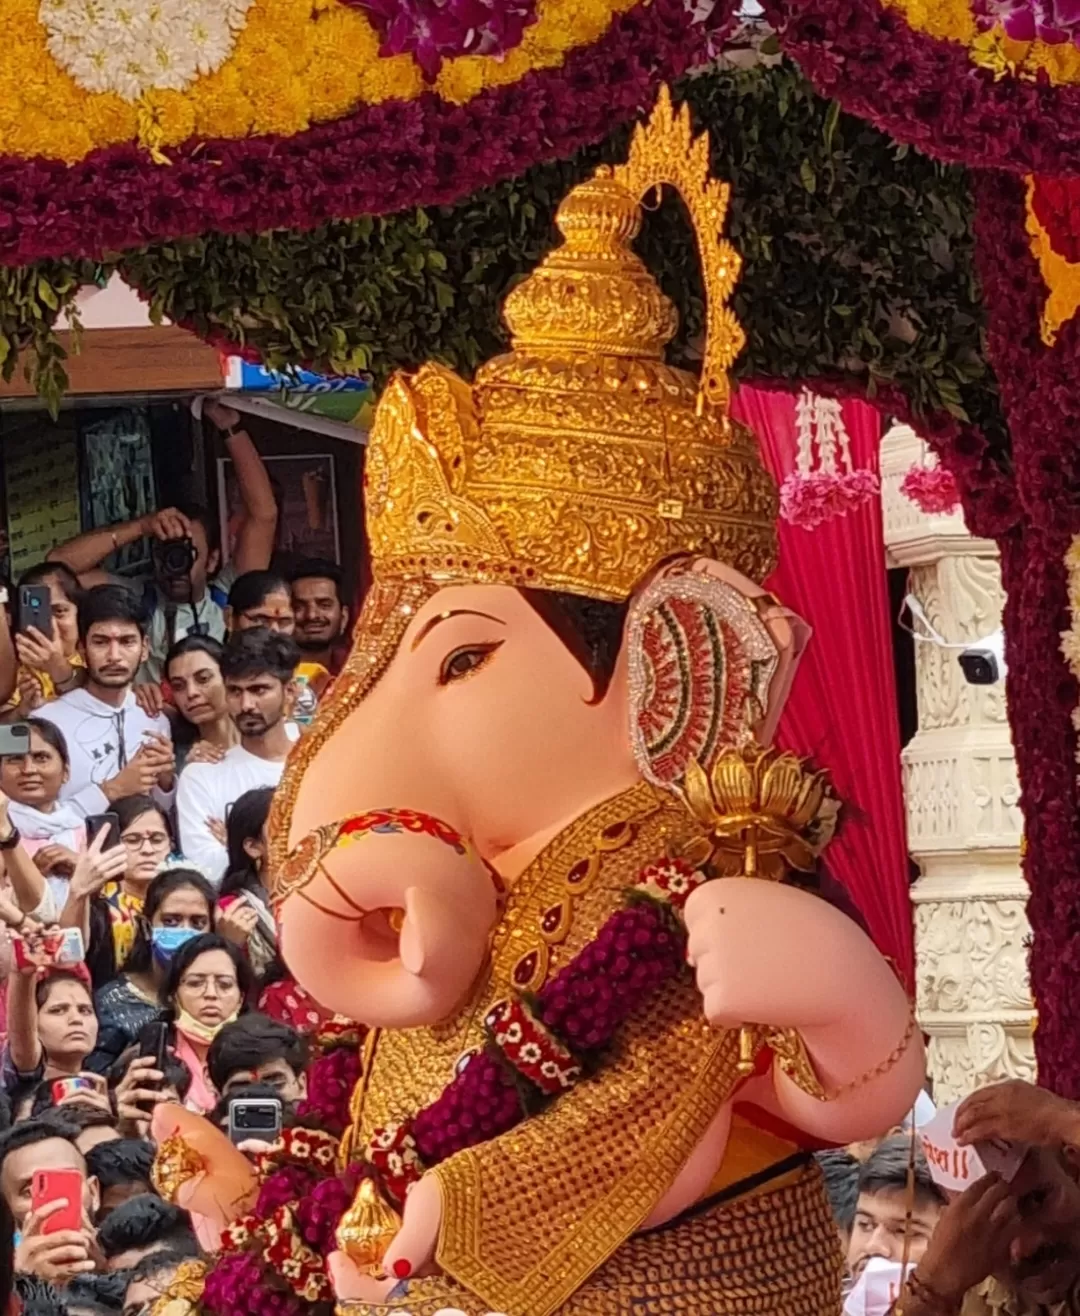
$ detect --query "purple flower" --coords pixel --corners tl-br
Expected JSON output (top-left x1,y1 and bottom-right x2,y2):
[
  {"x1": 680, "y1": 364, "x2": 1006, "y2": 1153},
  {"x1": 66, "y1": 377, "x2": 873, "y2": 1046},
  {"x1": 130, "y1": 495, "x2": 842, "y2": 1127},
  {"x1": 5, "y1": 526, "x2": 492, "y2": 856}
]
[{"x1": 349, "y1": 0, "x2": 539, "y2": 78}]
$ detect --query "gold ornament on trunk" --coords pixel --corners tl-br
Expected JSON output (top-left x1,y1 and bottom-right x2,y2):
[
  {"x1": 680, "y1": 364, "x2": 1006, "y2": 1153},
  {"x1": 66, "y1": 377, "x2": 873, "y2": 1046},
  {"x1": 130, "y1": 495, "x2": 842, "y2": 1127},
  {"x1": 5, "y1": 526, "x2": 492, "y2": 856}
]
[{"x1": 336, "y1": 1176, "x2": 401, "y2": 1274}]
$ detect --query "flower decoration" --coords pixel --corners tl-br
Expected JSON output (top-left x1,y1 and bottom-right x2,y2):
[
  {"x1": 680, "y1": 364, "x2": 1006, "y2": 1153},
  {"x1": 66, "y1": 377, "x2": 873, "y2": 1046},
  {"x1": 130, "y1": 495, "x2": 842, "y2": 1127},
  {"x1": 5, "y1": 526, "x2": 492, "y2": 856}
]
[
  {"x1": 900, "y1": 463, "x2": 961, "y2": 515},
  {"x1": 762, "y1": 0, "x2": 1080, "y2": 173},
  {"x1": 349, "y1": 0, "x2": 539, "y2": 78},
  {"x1": 0, "y1": 0, "x2": 722, "y2": 264},
  {"x1": 39, "y1": 0, "x2": 255, "y2": 101},
  {"x1": 778, "y1": 390, "x2": 880, "y2": 529},
  {"x1": 973, "y1": 0, "x2": 1080, "y2": 44}
]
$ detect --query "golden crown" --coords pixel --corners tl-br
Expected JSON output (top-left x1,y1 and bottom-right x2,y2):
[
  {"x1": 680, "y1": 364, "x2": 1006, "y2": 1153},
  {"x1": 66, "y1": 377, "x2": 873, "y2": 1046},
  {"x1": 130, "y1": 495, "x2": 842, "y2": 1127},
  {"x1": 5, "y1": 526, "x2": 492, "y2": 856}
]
[{"x1": 363, "y1": 87, "x2": 778, "y2": 603}]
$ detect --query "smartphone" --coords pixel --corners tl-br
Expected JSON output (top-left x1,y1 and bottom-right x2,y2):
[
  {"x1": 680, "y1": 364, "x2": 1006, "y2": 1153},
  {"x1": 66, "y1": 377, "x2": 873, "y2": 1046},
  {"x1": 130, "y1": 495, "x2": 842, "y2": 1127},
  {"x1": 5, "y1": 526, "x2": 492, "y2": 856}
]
[
  {"x1": 136, "y1": 1022, "x2": 169, "y2": 1111},
  {"x1": 17, "y1": 585, "x2": 52, "y2": 640},
  {"x1": 227, "y1": 1097, "x2": 282, "y2": 1146},
  {"x1": 52, "y1": 1075, "x2": 101, "y2": 1105},
  {"x1": 85, "y1": 812, "x2": 120, "y2": 850},
  {"x1": 0, "y1": 722, "x2": 30, "y2": 758},
  {"x1": 139, "y1": 1021, "x2": 169, "y2": 1067},
  {"x1": 12, "y1": 926, "x2": 84, "y2": 970},
  {"x1": 31, "y1": 1167, "x2": 83, "y2": 1235}
]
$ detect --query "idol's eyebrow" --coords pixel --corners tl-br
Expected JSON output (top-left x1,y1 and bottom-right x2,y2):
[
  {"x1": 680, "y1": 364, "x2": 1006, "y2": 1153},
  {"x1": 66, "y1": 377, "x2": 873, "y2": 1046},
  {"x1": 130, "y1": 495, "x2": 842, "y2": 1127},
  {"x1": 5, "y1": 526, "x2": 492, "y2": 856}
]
[{"x1": 411, "y1": 609, "x2": 506, "y2": 650}]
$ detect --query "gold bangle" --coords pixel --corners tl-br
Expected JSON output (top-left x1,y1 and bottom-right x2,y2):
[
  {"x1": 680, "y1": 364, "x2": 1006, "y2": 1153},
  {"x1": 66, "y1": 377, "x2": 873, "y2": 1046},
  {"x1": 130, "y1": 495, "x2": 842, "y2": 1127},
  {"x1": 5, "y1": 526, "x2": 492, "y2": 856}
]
[{"x1": 824, "y1": 1010, "x2": 919, "y2": 1101}]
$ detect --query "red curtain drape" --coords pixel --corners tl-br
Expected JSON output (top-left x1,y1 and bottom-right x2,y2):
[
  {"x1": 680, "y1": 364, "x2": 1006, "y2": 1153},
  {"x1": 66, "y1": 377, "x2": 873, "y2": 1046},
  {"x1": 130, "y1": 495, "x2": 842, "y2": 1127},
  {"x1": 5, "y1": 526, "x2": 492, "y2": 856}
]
[{"x1": 731, "y1": 385, "x2": 914, "y2": 988}]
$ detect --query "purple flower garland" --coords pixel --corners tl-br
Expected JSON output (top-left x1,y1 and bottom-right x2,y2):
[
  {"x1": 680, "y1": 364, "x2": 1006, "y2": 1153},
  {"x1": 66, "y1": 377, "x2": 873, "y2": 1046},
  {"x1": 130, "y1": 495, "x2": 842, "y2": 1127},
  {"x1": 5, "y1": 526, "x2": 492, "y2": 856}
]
[
  {"x1": 763, "y1": 0, "x2": 1080, "y2": 174},
  {"x1": 969, "y1": 168, "x2": 1080, "y2": 1097},
  {"x1": 0, "y1": 0, "x2": 726, "y2": 266}
]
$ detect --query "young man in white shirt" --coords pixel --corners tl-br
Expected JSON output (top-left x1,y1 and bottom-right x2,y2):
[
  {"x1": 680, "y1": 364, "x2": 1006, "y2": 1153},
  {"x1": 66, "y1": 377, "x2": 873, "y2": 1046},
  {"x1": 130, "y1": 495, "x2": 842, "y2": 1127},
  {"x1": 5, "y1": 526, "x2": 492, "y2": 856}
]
[
  {"x1": 36, "y1": 585, "x2": 176, "y2": 817},
  {"x1": 177, "y1": 628, "x2": 300, "y2": 884}
]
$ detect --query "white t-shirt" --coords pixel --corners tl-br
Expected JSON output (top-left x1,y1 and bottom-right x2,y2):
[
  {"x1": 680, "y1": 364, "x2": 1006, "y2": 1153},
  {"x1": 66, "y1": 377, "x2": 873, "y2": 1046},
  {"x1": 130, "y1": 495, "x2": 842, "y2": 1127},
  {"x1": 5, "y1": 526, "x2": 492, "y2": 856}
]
[
  {"x1": 176, "y1": 726, "x2": 299, "y2": 884},
  {"x1": 36, "y1": 687, "x2": 175, "y2": 817}
]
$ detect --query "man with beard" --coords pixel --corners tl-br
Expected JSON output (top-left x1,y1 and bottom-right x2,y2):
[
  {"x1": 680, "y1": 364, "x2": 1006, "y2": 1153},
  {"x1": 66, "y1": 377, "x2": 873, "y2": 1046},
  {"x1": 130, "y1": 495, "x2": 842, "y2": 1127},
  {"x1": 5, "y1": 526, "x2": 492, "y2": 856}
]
[
  {"x1": 897, "y1": 1080, "x2": 1080, "y2": 1315},
  {"x1": 36, "y1": 586, "x2": 175, "y2": 816},
  {"x1": 176, "y1": 629, "x2": 299, "y2": 883}
]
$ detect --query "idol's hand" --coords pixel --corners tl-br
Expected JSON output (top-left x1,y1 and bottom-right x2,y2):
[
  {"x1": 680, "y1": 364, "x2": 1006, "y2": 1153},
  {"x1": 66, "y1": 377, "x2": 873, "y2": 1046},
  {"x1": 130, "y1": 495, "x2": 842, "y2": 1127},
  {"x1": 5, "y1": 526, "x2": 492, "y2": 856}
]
[{"x1": 328, "y1": 1173, "x2": 442, "y2": 1303}]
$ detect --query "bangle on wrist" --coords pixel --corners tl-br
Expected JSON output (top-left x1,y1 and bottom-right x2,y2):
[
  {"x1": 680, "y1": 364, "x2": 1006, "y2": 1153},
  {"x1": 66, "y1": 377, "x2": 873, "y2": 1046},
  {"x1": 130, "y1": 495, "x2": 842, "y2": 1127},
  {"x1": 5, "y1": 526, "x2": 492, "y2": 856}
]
[
  {"x1": 0, "y1": 824, "x2": 21, "y2": 851},
  {"x1": 902, "y1": 1272, "x2": 961, "y2": 1316}
]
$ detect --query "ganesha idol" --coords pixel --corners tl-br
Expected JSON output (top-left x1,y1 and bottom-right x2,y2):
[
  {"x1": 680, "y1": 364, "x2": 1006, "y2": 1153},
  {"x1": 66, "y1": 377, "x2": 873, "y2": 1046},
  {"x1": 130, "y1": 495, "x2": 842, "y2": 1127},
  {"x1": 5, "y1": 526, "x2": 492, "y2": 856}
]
[{"x1": 265, "y1": 90, "x2": 924, "y2": 1316}]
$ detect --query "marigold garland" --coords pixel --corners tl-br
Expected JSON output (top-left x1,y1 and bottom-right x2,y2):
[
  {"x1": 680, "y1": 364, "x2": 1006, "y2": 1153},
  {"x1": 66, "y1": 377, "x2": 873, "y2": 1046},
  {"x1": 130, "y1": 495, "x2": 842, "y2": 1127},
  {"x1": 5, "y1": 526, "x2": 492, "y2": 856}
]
[
  {"x1": 0, "y1": 0, "x2": 719, "y2": 264},
  {"x1": 0, "y1": 0, "x2": 640, "y2": 164}
]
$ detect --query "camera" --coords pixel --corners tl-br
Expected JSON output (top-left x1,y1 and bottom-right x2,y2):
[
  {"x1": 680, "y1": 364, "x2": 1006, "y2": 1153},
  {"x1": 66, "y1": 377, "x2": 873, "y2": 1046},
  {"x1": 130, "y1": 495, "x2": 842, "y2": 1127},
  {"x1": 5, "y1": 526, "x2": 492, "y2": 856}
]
[
  {"x1": 152, "y1": 536, "x2": 197, "y2": 580},
  {"x1": 227, "y1": 1097, "x2": 282, "y2": 1145},
  {"x1": 957, "y1": 628, "x2": 1007, "y2": 685}
]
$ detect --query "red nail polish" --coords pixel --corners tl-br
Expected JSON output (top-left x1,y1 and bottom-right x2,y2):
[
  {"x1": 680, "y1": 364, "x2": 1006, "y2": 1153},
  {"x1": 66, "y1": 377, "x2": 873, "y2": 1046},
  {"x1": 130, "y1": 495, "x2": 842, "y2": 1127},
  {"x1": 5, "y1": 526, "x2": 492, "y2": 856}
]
[{"x1": 392, "y1": 1259, "x2": 412, "y2": 1280}]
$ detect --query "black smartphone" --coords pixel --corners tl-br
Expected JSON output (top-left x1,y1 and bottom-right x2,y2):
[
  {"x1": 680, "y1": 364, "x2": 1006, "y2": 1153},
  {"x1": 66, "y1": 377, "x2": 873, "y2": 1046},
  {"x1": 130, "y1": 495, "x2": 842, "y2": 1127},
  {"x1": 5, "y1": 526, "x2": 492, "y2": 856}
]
[
  {"x1": 0, "y1": 723, "x2": 30, "y2": 758},
  {"x1": 138, "y1": 1022, "x2": 169, "y2": 1070},
  {"x1": 17, "y1": 585, "x2": 52, "y2": 639},
  {"x1": 85, "y1": 812, "x2": 120, "y2": 849},
  {"x1": 136, "y1": 1022, "x2": 169, "y2": 1111}
]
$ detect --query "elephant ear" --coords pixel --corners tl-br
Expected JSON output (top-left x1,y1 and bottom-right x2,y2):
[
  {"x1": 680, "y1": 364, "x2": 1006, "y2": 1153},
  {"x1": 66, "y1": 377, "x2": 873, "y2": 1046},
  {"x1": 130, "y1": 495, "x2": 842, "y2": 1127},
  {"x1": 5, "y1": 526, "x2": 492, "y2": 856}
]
[{"x1": 626, "y1": 564, "x2": 781, "y2": 790}]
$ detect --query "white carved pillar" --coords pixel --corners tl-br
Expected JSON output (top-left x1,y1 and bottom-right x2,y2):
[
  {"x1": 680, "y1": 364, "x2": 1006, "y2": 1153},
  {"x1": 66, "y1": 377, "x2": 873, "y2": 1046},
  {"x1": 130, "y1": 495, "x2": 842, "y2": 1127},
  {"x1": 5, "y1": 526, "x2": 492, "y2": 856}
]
[{"x1": 880, "y1": 425, "x2": 1035, "y2": 1103}]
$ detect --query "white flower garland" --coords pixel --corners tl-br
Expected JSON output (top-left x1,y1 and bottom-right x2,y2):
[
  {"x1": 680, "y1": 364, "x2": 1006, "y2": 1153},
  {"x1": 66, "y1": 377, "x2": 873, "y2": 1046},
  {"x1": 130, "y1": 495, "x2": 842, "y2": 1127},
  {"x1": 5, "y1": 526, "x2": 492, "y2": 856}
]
[{"x1": 38, "y1": 0, "x2": 256, "y2": 102}]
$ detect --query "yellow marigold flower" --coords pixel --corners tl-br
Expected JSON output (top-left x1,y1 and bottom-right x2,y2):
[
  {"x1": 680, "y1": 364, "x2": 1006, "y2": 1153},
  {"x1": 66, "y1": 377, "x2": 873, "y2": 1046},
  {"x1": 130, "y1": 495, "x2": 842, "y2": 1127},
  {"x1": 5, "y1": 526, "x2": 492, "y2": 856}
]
[
  {"x1": 435, "y1": 57, "x2": 487, "y2": 104},
  {"x1": 361, "y1": 55, "x2": 423, "y2": 105},
  {"x1": 247, "y1": 74, "x2": 311, "y2": 136},
  {"x1": 882, "y1": 0, "x2": 975, "y2": 42},
  {"x1": 80, "y1": 95, "x2": 139, "y2": 149},
  {"x1": 188, "y1": 67, "x2": 255, "y2": 140},
  {"x1": 1023, "y1": 38, "x2": 1080, "y2": 85},
  {"x1": 307, "y1": 67, "x2": 362, "y2": 123},
  {"x1": 15, "y1": 109, "x2": 92, "y2": 164}
]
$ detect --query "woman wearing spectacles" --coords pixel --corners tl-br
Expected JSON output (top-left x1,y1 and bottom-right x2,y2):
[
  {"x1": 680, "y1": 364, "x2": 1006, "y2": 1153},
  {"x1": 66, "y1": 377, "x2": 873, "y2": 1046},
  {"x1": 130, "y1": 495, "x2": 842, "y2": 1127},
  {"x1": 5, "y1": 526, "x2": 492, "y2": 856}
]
[
  {"x1": 58, "y1": 795, "x2": 174, "y2": 989},
  {"x1": 160, "y1": 932, "x2": 252, "y2": 1113},
  {"x1": 87, "y1": 865, "x2": 216, "y2": 1074}
]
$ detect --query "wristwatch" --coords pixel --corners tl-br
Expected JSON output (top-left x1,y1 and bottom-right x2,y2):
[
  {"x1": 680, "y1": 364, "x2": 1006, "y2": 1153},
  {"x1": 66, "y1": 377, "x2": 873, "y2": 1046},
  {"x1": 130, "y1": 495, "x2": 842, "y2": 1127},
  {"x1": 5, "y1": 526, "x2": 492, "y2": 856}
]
[{"x1": 0, "y1": 824, "x2": 21, "y2": 851}]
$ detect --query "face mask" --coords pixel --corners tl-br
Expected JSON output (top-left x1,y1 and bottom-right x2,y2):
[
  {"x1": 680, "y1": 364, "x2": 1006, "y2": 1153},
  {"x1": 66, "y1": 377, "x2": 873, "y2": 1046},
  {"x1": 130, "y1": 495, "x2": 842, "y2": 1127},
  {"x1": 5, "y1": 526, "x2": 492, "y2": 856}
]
[
  {"x1": 175, "y1": 1007, "x2": 238, "y2": 1047},
  {"x1": 151, "y1": 925, "x2": 200, "y2": 967}
]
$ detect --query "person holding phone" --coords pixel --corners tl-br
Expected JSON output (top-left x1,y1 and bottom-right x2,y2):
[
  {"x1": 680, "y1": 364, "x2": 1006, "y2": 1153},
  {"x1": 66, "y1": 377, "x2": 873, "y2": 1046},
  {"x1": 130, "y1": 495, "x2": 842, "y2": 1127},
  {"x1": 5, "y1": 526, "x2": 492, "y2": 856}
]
[
  {"x1": 1, "y1": 563, "x2": 86, "y2": 718},
  {"x1": 89, "y1": 869, "x2": 215, "y2": 1074},
  {"x1": 2, "y1": 933, "x2": 102, "y2": 1107},
  {"x1": 0, "y1": 720, "x2": 87, "y2": 915},
  {"x1": 70, "y1": 797, "x2": 174, "y2": 987},
  {"x1": 0, "y1": 1119, "x2": 101, "y2": 1284}
]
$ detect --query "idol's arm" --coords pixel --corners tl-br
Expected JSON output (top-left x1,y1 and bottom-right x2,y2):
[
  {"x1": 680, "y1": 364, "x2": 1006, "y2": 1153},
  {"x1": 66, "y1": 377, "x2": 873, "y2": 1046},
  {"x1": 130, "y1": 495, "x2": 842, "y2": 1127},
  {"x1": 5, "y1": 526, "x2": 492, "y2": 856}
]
[{"x1": 685, "y1": 878, "x2": 925, "y2": 1144}]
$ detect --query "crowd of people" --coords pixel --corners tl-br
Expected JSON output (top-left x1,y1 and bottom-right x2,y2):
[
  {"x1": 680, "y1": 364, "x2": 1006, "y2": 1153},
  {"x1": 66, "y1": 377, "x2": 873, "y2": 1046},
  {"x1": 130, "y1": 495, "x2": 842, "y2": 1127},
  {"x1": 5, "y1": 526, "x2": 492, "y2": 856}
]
[{"x1": 0, "y1": 402, "x2": 352, "y2": 1310}]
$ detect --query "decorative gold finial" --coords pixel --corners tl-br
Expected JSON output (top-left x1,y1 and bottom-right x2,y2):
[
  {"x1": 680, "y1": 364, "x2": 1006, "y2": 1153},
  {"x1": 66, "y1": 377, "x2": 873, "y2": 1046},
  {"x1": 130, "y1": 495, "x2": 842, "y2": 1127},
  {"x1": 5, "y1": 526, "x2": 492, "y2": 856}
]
[
  {"x1": 610, "y1": 84, "x2": 745, "y2": 410},
  {"x1": 335, "y1": 1176, "x2": 401, "y2": 1275}
]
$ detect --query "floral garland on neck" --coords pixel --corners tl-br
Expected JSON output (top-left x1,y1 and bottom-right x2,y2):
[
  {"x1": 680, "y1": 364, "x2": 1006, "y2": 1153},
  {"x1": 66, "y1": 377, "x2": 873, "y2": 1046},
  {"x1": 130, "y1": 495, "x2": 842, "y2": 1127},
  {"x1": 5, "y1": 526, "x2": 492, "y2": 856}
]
[{"x1": 363, "y1": 857, "x2": 705, "y2": 1206}]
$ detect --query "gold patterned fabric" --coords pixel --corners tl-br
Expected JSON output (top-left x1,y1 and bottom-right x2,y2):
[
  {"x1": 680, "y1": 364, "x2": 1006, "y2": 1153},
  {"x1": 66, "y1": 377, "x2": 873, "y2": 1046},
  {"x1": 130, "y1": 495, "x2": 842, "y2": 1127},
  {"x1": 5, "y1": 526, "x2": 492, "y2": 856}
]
[
  {"x1": 338, "y1": 1165, "x2": 842, "y2": 1316},
  {"x1": 341, "y1": 784, "x2": 832, "y2": 1316}
]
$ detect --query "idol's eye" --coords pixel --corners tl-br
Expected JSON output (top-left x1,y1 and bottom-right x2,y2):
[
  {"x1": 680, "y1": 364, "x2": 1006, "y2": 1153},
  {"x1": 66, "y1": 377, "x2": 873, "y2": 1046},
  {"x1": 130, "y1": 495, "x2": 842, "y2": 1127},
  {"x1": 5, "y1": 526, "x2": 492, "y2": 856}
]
[{"x1": 438, "y1": 641, "x2": 503, "y2": 686}]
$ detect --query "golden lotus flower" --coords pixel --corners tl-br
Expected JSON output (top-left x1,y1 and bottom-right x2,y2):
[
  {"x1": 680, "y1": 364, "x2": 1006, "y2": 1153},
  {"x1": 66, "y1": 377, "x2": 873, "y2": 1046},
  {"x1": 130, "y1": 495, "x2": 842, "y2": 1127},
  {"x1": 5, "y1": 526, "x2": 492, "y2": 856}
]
[{"x1": 682, "y1": 746, "x2": 834, "y2": 881}]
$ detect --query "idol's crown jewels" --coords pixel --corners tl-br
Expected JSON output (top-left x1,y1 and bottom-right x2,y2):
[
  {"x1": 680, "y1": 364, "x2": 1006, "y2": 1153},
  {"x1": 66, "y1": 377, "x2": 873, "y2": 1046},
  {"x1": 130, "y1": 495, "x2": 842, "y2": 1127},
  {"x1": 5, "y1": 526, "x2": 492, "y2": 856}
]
[{"x1": 364, "y1": 87, "x2": 778, "y2": 602}]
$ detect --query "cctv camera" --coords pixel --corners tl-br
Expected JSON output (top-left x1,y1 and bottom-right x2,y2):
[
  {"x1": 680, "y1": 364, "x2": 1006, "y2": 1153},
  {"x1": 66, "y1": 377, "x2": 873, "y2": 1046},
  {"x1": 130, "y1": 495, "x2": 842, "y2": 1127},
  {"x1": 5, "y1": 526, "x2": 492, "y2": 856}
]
[{"x1": 957, "y1": 628, "x2": 1007, "y2": 685}]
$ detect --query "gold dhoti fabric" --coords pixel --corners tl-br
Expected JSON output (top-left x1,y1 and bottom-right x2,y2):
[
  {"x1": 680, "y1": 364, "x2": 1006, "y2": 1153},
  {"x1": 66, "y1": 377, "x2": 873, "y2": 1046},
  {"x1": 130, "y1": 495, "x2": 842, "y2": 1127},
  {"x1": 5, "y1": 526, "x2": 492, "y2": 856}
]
[{"x1": 339, "y1": 1165, "x2": 843, "y2": 1316}]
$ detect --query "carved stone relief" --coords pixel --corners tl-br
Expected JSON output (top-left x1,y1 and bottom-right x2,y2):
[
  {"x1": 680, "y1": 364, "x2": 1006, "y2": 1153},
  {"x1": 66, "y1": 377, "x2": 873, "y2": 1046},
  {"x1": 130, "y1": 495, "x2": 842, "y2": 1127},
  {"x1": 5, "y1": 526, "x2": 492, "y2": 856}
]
[{"x1": 881, "y1": 423, "x2": 1035, "y2": 1100}]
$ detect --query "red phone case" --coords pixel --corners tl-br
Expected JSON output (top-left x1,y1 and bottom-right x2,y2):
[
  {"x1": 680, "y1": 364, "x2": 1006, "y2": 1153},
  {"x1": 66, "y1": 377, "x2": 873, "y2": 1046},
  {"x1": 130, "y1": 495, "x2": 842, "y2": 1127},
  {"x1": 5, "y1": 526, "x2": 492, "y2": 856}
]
[{"x1": 31, "y1": 1168, "x2": 83, "y2": 1235}]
